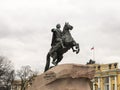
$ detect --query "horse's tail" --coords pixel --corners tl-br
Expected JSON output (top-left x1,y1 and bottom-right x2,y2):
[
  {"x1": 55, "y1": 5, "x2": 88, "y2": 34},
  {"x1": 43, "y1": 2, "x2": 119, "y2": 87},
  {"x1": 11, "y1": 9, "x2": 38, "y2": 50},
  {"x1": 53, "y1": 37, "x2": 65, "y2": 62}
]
[{"x1": 44, "y1": 53, "x2": 51, "y2": 72}]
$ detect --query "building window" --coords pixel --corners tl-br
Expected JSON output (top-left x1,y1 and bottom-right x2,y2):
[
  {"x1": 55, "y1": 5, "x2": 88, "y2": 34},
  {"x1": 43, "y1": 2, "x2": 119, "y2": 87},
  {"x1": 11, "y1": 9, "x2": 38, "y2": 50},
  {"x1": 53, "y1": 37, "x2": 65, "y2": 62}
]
[
  {"x1": 98, "y1": 65, "x2": 100, "y2": 70},
  {"x1": 113, "y1": 84, "x2": 115, "y2": 90},
  {"x1": 114, "y1": 63, "x2": 117, "y2": 68},
  {"x1": 109, "y1": 64, "x2": 112, "y2": 69},
  {"x1": 94, "y1": 84, "x2": 98, "y2": 90},
  {"x1": 105, "y1": 77, "x2": 109, "y2": 83},
  {"x1": 107, "y1": 85, "x2": 109, "y2": 90}
]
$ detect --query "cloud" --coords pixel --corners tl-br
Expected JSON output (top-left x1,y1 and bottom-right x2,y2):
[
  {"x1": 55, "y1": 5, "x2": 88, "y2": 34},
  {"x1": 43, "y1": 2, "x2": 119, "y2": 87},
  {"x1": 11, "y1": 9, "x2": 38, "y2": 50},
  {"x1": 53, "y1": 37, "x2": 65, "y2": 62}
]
[{"x1": 0, "y1": 0, "x2": 120, "y2": 72}]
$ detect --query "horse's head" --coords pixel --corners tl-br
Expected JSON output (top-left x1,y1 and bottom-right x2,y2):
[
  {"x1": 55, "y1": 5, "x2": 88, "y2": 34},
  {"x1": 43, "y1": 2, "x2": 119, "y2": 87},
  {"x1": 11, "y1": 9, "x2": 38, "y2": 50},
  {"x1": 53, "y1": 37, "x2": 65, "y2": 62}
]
[{"x1": 63, "y1": 22, "x2": 73, "y2": 31}]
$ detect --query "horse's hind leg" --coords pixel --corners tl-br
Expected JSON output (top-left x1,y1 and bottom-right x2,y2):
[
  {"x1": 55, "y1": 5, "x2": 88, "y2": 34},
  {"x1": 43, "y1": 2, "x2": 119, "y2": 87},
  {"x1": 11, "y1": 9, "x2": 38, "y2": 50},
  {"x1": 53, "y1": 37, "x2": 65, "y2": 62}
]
[
  {"x1": 56, "y1": 55, "x2": 63, "y2": 65},
  {"x1": 52, "y1": 52, "x2": 57, "y2": 66},
  {"x1": 44, "y1": 53, "x2": 50, "y2": 72}
]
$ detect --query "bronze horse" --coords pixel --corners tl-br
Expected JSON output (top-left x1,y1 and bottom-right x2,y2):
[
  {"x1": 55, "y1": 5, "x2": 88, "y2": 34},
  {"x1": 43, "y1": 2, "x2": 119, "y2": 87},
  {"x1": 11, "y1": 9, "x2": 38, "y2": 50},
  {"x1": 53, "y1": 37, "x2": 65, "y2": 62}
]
[{"x1": 44, "y1": 23, "x2": 80, "y2": 72}]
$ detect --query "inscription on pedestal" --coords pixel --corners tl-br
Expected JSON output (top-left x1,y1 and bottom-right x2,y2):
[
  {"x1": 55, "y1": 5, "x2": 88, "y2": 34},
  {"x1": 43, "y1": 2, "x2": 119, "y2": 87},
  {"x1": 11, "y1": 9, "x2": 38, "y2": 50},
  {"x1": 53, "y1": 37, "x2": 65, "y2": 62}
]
[{"x1": 44, "y1": 72, "x2": 56, "y2": 80}]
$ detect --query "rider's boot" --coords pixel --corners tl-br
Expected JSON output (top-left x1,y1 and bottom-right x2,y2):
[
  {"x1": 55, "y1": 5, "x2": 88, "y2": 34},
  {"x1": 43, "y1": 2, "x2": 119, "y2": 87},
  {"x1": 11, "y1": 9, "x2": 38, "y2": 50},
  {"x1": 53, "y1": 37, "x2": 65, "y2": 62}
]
[
  {"x1": 62, "y1": 45, "x2": 65, "y2": 48},
  {"x1": 61, "y1": 42, "x2": 65, "y2": 48},
  {"x1": 52, "y1": 61, "x2": 57, "y2": 66}
]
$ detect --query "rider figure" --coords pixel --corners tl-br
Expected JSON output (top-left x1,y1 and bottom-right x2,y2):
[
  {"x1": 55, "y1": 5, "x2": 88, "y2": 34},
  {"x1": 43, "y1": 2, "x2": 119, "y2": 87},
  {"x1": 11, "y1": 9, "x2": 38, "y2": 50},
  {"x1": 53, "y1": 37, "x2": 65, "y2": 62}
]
[
  {"x1": 51, "y1": 24, "x2": 65, "y2": 48},
  {"x1": 50, "y1": 24, "x2": 65, "y2": 65}
]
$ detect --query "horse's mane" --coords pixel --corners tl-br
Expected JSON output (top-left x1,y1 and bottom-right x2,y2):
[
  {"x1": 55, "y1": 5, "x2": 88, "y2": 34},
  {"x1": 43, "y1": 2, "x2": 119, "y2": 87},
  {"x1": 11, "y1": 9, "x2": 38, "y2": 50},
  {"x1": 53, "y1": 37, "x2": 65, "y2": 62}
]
[{"x1": 62, "y1": 23, "x2": 68, "y2": 34}]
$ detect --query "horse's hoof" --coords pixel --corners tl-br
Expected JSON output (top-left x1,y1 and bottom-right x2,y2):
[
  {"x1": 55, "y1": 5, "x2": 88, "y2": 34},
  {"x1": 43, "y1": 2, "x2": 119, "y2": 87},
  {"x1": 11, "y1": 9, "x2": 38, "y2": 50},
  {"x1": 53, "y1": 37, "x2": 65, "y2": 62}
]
[
  {"x1": 52, "y1": 61, "x2": 54, "y2": 64},
  {"x1": 49, "y1": 66, "x2": 55, "y2": 69},
  {"x1": 52, "y1": 61, "x2": 56, "y2": 66},
  {"x1": 76, "y1": 51, "x2": 78, "y2": 54}
]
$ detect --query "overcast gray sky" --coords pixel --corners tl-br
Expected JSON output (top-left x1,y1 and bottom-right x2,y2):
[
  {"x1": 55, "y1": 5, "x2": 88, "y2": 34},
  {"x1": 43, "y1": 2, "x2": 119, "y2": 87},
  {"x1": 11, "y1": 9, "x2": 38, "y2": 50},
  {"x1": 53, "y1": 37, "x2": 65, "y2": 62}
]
[{"x1": 0, "y1": 0, "x2": 120, "y2": 72}]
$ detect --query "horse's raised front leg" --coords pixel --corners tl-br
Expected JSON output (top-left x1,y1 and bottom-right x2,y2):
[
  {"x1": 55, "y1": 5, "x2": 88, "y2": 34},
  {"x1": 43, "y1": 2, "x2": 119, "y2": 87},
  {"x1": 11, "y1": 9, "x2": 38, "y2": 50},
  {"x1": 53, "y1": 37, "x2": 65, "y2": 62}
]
[
  {"x1": 72, "y1": 47, "x2": 76, "y2": 52},
  {"x1": 76, "y1": 43, "x2": 80, "y2": 54}
]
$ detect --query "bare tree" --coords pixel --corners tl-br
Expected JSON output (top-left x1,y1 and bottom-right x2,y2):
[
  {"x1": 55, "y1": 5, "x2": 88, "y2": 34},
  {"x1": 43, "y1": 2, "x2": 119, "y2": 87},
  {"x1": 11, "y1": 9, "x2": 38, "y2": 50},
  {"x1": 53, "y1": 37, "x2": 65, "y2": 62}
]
[
  {"x1": 17, "y1": 65, "x2": 37, "y2": 90},
  {"x1": 0, "y1": 56, "x2": 15, "y2": 90}
]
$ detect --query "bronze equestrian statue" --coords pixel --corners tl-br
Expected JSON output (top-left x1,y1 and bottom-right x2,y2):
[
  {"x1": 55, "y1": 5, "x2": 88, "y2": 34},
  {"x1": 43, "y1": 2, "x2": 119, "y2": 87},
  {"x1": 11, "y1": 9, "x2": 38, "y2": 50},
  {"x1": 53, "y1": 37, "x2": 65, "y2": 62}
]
[{"x1": 44, "y1": 22, "x2": 80, "y2": 72}]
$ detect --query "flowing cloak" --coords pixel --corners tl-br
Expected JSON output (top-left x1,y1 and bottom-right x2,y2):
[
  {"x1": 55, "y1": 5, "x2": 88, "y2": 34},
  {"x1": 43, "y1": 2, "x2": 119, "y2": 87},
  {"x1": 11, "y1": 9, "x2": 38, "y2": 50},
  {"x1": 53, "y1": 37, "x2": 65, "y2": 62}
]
[
  {"x1": 51, "y1": 29, "x2": 63, "y2": 46},
  {"x1": 51, "y1": 31, "x2": 56, "y2": 46}
]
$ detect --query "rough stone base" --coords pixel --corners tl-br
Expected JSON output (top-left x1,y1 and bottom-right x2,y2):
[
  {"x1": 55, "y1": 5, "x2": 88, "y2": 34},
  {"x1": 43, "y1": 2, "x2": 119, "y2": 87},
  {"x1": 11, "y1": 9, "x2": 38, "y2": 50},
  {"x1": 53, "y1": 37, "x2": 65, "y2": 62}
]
[{"x1": 27, "y1": 64, "x2": 95, "y2": 90}]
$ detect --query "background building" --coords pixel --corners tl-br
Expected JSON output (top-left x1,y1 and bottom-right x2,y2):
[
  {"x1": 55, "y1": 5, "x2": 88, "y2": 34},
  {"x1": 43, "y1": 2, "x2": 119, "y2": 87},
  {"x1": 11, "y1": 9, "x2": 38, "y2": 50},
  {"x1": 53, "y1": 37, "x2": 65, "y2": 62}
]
[{"x1": 88, "y1": 62, "x2": 120, "y2": 90}]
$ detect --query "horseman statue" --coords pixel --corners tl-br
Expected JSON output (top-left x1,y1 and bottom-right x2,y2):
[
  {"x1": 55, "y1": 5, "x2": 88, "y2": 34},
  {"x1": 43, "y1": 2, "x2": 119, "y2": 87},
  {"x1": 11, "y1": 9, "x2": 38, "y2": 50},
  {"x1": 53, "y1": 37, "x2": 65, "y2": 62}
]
[{"x1": 44, "y1": 22, "x2": 80, "y2": 72}]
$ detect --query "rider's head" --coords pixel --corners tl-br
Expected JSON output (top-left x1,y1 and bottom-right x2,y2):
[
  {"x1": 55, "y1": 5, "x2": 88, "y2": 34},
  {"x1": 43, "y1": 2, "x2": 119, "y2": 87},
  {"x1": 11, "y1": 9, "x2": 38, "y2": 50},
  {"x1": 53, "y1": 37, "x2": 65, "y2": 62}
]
[{"x1": 56, "y1": 24, "x2": 61, "y2": 29}]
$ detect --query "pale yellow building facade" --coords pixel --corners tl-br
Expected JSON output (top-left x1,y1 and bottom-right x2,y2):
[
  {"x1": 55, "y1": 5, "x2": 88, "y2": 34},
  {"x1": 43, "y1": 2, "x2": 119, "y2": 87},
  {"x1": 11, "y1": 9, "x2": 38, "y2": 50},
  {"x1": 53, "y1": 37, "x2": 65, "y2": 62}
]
[{"x1": 90, "y1": 63, "x2": 120, "y2": 90}]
